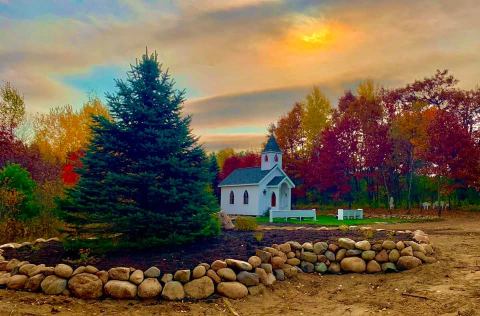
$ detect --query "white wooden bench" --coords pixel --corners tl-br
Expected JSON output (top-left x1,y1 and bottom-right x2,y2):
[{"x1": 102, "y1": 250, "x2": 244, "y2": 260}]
[
  {"x1": 269, "y1": 209, "x2": 316, "y2": 223},
  {"x1": 337, "y1": 209, "x2": 363, "y2": 220}
]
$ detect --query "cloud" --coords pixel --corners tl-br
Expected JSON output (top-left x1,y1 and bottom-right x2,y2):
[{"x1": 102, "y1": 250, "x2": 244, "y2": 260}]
[
  {"x1": 0, "y1": 0, "x2": 479, "y2": 149},
  {"x1": 199, "y1": 133, "x2": 267, "y2": 152}
]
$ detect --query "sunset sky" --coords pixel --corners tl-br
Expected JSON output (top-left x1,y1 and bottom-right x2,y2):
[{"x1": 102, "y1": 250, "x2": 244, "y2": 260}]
[{"x1": 1, "y1": 0, "x2": 479, "y2": 151}]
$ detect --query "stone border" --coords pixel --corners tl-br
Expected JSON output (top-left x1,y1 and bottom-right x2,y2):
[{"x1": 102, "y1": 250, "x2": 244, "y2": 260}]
[{"x1": 0, "y1": 229, "x2": 435, "y2": 300}]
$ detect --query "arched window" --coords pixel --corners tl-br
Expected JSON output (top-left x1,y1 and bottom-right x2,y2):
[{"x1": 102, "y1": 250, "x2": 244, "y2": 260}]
[
  {"x1": 229, "y1": 191, "x2": 234, "y2": 204},
  {"x1": 243, "y1": 190, "x2": 249, "y2": 204},
  {"x1": 271, "y1": 192, "x2": 276, "y2": 207},
  {"x1": 264, "y1": 154, "x2": 268, "y2": 162},
  {"x1": 274, "y1": 154, "x2": 278, "y2": 162}
]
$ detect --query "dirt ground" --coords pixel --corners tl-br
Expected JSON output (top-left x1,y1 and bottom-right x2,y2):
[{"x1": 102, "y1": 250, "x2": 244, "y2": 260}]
[{"x1": 1, "y1": 212, "x2": 479, "y2": 316}]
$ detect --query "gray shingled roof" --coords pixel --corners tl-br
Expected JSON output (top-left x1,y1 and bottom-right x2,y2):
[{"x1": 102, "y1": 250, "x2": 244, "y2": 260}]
[
  {"x1": 266, "y1": 175, "x2": 285, "y2": 186},
  {"x1": 219, "y1": 167, "x2": 270, "y2": 186},
  {"x1": 263, "y1": 135, "x2": 281, "y2": 153}
]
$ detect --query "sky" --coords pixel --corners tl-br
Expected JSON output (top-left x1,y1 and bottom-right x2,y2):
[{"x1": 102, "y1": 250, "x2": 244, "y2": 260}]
[{"x1": 1, "y1": 0, "x2": 479, "y2": 151}]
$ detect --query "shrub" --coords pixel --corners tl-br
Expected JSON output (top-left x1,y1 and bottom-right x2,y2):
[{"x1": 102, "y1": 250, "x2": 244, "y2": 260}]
[
  {"x1": 235, "y1": 216, "x2": 258, "y2": 231},
  {"x1": 253, "y1": 231, "x2": 264, "y2": 242},
  {"x1": 339, "y1": 224, "x2": 349, "y2": 232}
]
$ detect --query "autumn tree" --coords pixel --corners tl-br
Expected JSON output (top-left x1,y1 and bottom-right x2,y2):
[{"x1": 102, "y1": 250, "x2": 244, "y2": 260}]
[
  {"x1": 302, "y1": 86, "x2": 332, "y2": 152},
  {"x1": 220, "y1": 152, "x2": 260, "y2": 180}
]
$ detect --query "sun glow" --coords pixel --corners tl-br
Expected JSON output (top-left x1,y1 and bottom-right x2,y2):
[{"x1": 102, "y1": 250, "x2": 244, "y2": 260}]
[{"x1": 301, "y1": 28, "x2": 332, "y2": 46}]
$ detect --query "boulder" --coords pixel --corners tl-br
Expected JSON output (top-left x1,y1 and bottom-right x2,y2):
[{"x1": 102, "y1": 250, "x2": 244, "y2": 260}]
[
  {"x1": 328, "y1": 262, "x2": 341, "y2": 274},
  {"x1": 24, "y1": 274, "x2": 45, "y2": 292},
  {"x1": 161, "y1": 281, "x2": 185, "y2": 300},
  {"x1": 247, "y1": 256, "x2": 262, "y2": 269},
  {"x1": 335, "y1": 249, "x2": 347, "y2": 261},
  {"x1": 396, "y1": 241, "x2": 405, "y2": 251},
  {"x1": 255, "y1": 268, "x2": 268, "y2": 285},
  {"x1": 287, "y1": 241, "x2": 302, "y2": 250},
  {"x1": 85, "y1": 265, "x2": 99, "y2": 274},
  {"x1": 371, "y1": 243, "x2": 383, "y2": 251},
  {"x1": 361, "y1": 250, "x2": 376, "y2": 261},
  {"x1": 174, "y1": 270, "x2": 191, "y2": 283},
  {"x1": 0, "y1": 272, "x2": 11, "y2": 286},
  {"x1": 192, "y1": 265, "x2": 206, "y2": 279},
  {"x1": 260, "y1": 263, "x2": 273, "y2": 274},
  {"x1": 129, "y1": 270, "x2": 144, "y2": 285},
  {"x1": 96, "y1": 271, "x2": 109, "y2": 284},
  {"x1": 226, "y1": 259, "x2": 252, "y2": 271},
  {"x1": 72, "y1": 266, "x2": 85, "y2": 276},
  {"x1": 211, "y1": 260, "x2": 228, "y2": 271},
  {"x1": 345, "y1": 249, "x2": 362, "y2": 257},
  {"x1": 161, "y1": 273, "x2": 173, "y2": 284},
  {"x1": 324, "y1": 250, "x2": 336, "y2": 262},
  {"x1": 340, "y1": 257, "x2": 366, "y2": 273},
  {"x1": 375, "y1": 250, "x2": 389, "y2": 263},
  {"x1": 355, "y1": 240, "x2": 371, "y2": 251},
  {"x1": 217, "y1": 282, "x2": 248, "y2": 299},
  {"x1": 217, "y1": 268, "x2": 236, "y2": 281},
  {"x1": 18, "y1": 263, "x2": 36, "y2": 275},
  {"x1": 405, "y1": 241, "x2": 425, "y2": 253},
  {"x1": 366, "y1": 260, "x2": 382, "y2": 273},
  {"x1": 104, "y1": 280, "x2": 137, "y2": 299},
  {"x1": 108, "y1": 267, "x2": 130, "y2": 281},
  {"x1": 184, "y1": 276, "x2": 214, "y2": 299},
  {"x1": 207, "y1": 269, "x2": 221, "y2": 283},
  {"x1": 7, "y1": 274, "x2": 28, "y2": 290},
  {"x1": 300, "y1": 261, "x2": 314, "y2": 273},
  {"x1": 302, "y1": 242, "x2": 313, "y2": 251},
  {"x1": 41, "y1": 275, "x2": 67, "y2": 295},
  {"x1": 301, "y1": 252, "x2": 317, "y2": 263},
  {"x1": 286, "y1": 252, "x2": 296, "y2": 259},
  {"x1": 313, "y1": 242, "x2": 328, "y2": 254},
  {"x1": 236, "y1": 271, "x2": 259, "y2": 286},
  {"x1": 286, "y1": 258, "x2": 300, "y2": 266},
  {"x1": 314, "y1": 262, "x2": 328, "y2": 273},
  {"x1": 278, "y1": 243, "x2": 291, "y2": 253},
  {"x1": 381, "y1": 262, "x2": 397, "y2": 272},
  {"x1": 5, "y1": 259, "x2": 21, "y2": 272},
  {"x1": 328, "y1": 243, "x2": 339, "y2": 252},
  {"x1": 273, "y1": 269, "x2": 285, "y2": 281},
  {"x1": 271, "y1": 256, "x2": 287, "y2": 268},
  {"x1": 68, "y1": 273, "x2": 103, "y2": 299},
  {"x1": 397, "y1": 256, "x2": 422, "y2": 270},
  {"x1": 338, "y1": 238, "x2": 355, "y2": 250},
  {"x1": 389, "y1": 249, "x2": 400, "y2": 262},
  {"x1": 144, "y1": 266, "x2": 161, "y2": 278},
  {"x1": 413, "y1": 251, "x2": 428, "y2": 262},
  {"x1": 218, "y1": 211, "x2": 235, "y2": 230},
  {"x1": 54, "y1": 264, "x2": 73, "y2": 279},
  {"x1": 265, "y1": 273, "x2": 276, "y2": 286},
  {"x1": 382, "y1": 240, "x2": 396, "y2": 250},
  {"x1": 400, "y1": 246, "x2": 413, "y2": 257},
  {"x1": 255, "y1": 250, "x2": 272, "y2": 263},
  {"x1": 138, "y1": 278, "x2": 162, "y2": 299}
]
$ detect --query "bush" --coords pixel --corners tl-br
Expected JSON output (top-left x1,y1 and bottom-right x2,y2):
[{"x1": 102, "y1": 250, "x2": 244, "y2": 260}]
[{"x1": 235, "y1": 216, "x2": 258, "y2": 231}]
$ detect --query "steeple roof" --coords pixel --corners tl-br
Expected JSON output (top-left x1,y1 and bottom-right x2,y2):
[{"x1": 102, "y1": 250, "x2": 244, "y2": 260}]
[{"x1": 263, "y1": 135, "x2": 281, "y2": 153}]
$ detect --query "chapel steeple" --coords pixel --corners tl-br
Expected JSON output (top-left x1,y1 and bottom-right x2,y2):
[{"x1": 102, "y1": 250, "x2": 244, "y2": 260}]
[{"x1": 261, "y1": 135, "x2": 282, "y2": 170}]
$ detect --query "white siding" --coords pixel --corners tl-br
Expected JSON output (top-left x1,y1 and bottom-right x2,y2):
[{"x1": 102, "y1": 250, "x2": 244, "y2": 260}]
[{"x1": 220, "y1": 185, "x2": 261, "y2": 216}]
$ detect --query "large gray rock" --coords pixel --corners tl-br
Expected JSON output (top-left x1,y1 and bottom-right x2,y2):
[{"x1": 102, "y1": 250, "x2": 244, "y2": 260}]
[
  {"x1": 41, "y1": 275, "x2": 67, "y2": 295},
  {"x1": 324, "y1": 250, "x2": 336, "y2": 262},
  {"x1": 161, "y1": 281, "x2": 185, "y2": 301},
  {"x1": 184, "y1": 276, "x2": 214, "y2": 299},
  {"x1": 300, "y1": 261, "x2": 314, "y2": 273},
  {"x1": 217, "y1": 282, "x2": 248, "y2": 299},
  {"x1": 144, "y1": 266, "x2": 161, "y2": 278},
  {"x1": 138, "y1": 278, "x2": 162, "y2": 299},
  {"x1": 54, "y1": 264, "x2": 73, "y2": 279},
  {"x1": 236, "y1": 271, "x2": 259, "y2": 286},
  {"x1": 273, "y1": 269, "x2": 285, "y2": 281},
  {"x1": 340, "y1": 257, "x2": 366, "y2": 273},
  {"x1": 338, "y1": 238, "x2": 356, "y2": 250},
  {"x1": 397, "y1": 256, "x2": 422, "y2": 270},
  {"x1": 104, "y1": 280, "x2": 137, "y2": 299},
  {"x1": 108, "y1": 267, "x2": 130, "y2": 281},
  {"x1": 68, "y1": 273, "x2": 103, "y2": 299}
]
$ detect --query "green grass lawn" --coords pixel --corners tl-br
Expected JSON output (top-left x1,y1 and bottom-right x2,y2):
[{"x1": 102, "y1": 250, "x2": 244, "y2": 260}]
[{"x1": 256, "y1": 215, "x2": 412, "y2": 226}]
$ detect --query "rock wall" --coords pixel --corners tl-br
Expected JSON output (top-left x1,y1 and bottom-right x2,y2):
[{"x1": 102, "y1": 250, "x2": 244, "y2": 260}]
[{"x1": 0, "y1": 229, "x2": 435, "y2": 300}]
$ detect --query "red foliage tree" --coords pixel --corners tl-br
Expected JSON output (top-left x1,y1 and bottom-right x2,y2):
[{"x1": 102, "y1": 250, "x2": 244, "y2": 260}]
[
  {"x1": 61, "y1": 150, "x2": 85, "y2": 186},
  {"x1": 220, "y1": 152, "x2": 261, "y2": 180}
]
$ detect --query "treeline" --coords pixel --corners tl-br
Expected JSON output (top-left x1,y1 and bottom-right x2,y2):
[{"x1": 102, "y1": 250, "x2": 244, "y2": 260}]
[
  {"x1": 0, "y1": 81, "x2": 110, "y2": 242},
  {"x1": 215, "y1": 71, "x2": 480, "y2": 211}
]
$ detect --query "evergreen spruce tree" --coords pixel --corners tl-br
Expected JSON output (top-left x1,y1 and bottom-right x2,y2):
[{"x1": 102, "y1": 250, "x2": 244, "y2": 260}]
[
  {"x1": 65, "y1": 52, "x2": 219, "y2": 248},
  {"x1": 208, "y1": 153, "x2": 220, "y2": 202}
]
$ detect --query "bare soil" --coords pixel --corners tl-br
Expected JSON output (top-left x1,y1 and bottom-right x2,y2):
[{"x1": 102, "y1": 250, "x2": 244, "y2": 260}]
[{"x1": 1, "y1": 212, "x2": 480, "y2": 316}]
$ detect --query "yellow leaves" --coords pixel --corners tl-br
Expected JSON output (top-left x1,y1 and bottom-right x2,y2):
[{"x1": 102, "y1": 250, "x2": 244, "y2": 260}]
[
  {"x1": 302, "y1": 86, "x2": 332, "y2": 153},
  {"x1": 216, "y1": 148, "x2": 235, "y2": 170},
  {"x1": 33, "y1": 98, "x2": 111, "y2": 163}
]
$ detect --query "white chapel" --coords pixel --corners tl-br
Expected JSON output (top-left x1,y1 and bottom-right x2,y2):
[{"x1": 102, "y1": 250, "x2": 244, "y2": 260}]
[{"x1": 218, "y1": 136, "x2": 295, "y2": 216}]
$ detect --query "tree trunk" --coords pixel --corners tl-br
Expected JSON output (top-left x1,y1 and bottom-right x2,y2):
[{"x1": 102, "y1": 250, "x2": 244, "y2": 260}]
[{"x1": 407, "y1": 149, "x2": 414, "y2": 214}]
